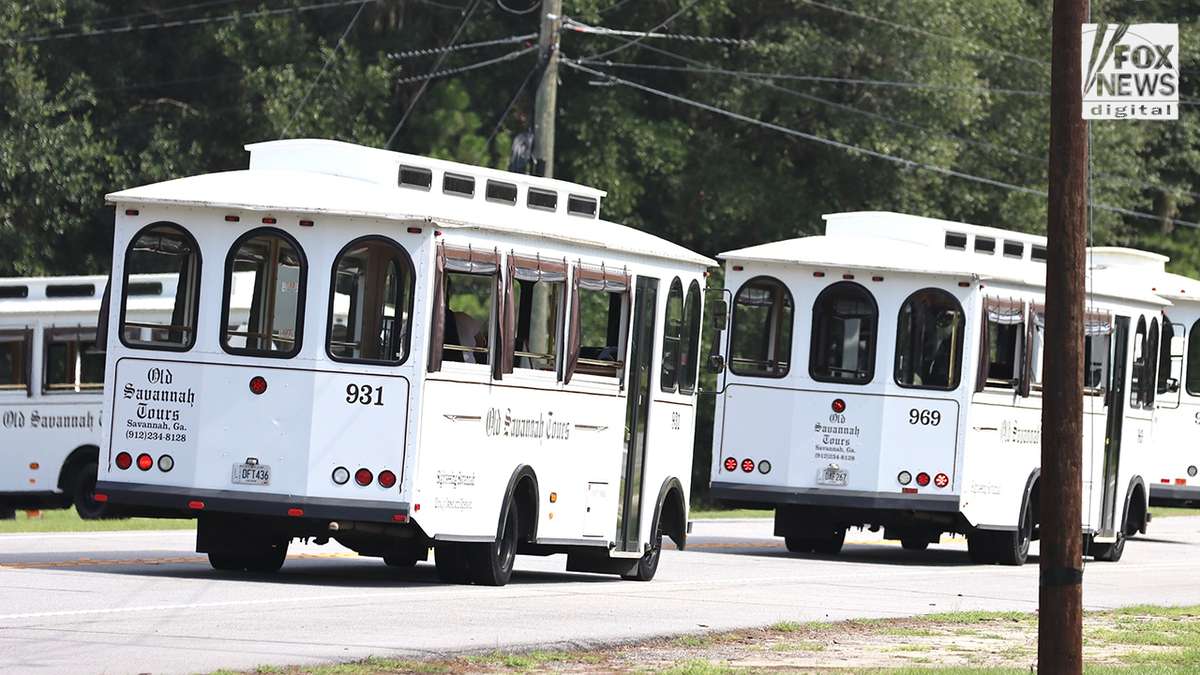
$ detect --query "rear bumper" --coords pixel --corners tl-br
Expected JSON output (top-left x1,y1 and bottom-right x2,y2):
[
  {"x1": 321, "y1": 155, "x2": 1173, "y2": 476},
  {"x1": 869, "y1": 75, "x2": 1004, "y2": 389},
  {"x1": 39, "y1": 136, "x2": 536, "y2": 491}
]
[
  {"x1": 96, "y1": 481, "x2": 410, "y2": 523},
  {"x1": 1148, "y1": 482, "x2": 1200, "y2": 507},
  {"x1": 711, "y1": 481, "x2": 960, "y2": 513}
]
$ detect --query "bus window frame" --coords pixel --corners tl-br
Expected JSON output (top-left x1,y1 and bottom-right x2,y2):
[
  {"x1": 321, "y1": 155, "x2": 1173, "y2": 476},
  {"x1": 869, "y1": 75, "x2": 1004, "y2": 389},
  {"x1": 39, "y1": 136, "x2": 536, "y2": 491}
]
[
  {"x1": 220, "y1": 227, "x2": 309, "y2": 359},
  {"x1": 679, "y1": 279, "x2": 702, "y2": 394},
  {"x1": 729, "y1": 275, "x2": 795, "y2": 379},
  {"x1": 564, "y1": 264, "x2": 631, "y2": 385},
  {"x1": 808, "y1": 280, "x2": 877, "y2": 385},
  {"x1": 660, "y1": 277, "x2": 684, "y2": 393},
  {"x1": 975, "y1": 297, "x2": 1026, "y2": 394},
  {"x1": 893, "y1": 287, "x2": 965, "y2": 392},
  {"x1": 325, "y1": 235, "x2": 416, "y2": 366},
  {"x1": 42, "y1": 326, "x2": 103, "y2": 394},
  {"x1": 0, "y1": 328, "x2": 33, "y2": 396},
  {"x1": 429, "y1": 244, "x2": 503, "y2": 375},
  {"x1": 504, "y1": 254, "x2": 568, "y2": 379},
  {"x1": 119, "y1": 222, "x2": 202, "y2": 353}
]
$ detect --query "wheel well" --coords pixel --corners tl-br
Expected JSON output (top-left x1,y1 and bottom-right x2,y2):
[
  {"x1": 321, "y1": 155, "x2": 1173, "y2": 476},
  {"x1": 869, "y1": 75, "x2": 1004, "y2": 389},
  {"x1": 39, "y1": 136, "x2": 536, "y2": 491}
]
[
  {"x1": 1126, "y1": 481, "x2": 1148, "y2": 535},
  {"x1": 58, "y1": 445, "x2": 100, "y2": 491},
  {"x1": 512, "y1": 474, "x2": 539, "y2": 543},
  {"x1": 657, "y1": 479, "x2": 687, "y2": 550}
]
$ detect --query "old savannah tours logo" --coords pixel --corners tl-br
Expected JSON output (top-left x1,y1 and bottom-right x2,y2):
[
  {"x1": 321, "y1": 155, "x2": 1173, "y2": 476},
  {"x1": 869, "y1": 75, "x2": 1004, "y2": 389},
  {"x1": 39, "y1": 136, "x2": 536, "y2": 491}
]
[{"x1": 1083, "y1": 23, "x2": 1178, "y2": 120}]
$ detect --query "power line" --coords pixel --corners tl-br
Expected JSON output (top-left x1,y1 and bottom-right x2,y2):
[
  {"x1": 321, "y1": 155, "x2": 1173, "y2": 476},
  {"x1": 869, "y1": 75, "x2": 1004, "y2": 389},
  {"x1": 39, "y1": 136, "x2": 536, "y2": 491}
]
[
  {"x1": 3, "y1": 0, "x2": 253, "y2": 40},
  {"x1": 583, "y1": 0, "x2": 700, "y2": 60},
  {"x1": 3, "y1": 0, "x2": 385, "y2": 45},
  {"x1": 386, "y1": 33, "x2": 537, "y2": 60},
  {"x1": 564, "y1": 17, "x2": 756, "y2": 46},
  {"x1": 562, "y1": 60, "x2": 1200, "y2": 230},
  {"x1": 280, "y1": 0, "x2": 370, "y2": 138},
  {"x1": 386, "y1": 0, "x2": 485, "y2": 148},
  {"x1": 394, "y1": 45, "x2": 536, "y2": 84}
]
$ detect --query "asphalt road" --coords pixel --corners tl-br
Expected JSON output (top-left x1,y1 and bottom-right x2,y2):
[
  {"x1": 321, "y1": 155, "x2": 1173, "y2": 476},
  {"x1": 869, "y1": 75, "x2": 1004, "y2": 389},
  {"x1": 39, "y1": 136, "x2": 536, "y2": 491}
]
[{"x1": 3, "y1": 516, "x2": 1200, "y2": 675}]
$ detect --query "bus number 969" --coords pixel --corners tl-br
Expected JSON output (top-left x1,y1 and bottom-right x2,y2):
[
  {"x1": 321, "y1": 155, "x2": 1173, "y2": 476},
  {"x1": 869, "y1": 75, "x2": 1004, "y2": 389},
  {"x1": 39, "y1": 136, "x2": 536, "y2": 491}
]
[
  {"x1": 909, "y1": 409, "x2": 940, "y2": 426},
  {"x1": 346, "y1": 383, "x2": 385, "y2": 406}
]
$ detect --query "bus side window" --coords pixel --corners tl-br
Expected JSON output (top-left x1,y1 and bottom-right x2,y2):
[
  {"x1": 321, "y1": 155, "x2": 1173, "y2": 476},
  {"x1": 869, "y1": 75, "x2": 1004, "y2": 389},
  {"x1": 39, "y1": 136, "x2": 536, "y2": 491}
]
[
  {"x1": 660, "y1": 278, "x2": 684, "y2": 392},
  {"x1": 43, "y1": 328, "x2": 104, "y2": 393},
  {"x1": 506, "y1": 256, "x2": 567, "y2": 375},
  {"x1": 564, "y1": 265, "x2": 630, "y2": 382},
  {"x1": 1157, "y1": 318, "x2": 1178, "y2": 395},
  {"x1": 1084, "y1": 311, "x2": 1113, "y2": 394},
  {"x1": 222, "y1": 229, "x2": 307, "y2": 357},
  {"x1": 1129, "y1": 316, "x2": 1149, "y2": 408},
  {"x1": 678, "y1": 280, "x2": 702, "y2": 394},
  {"x1": 1187, "y1": 318, "x2": 1200, "y2": 396},
  {"x1": 894, "y1": 288, "x2": 964, "y2": 390},
  {"x1": 976, "y1": 298, "x2": 1024, "y2": 392},
  {"x1": 121, "y1": 223, "x2": 200, "y2": 350},
  {"x1": 328, "y1": 237, "x2": 414, "y2": 365},
  {"x1": 809, "y1": 281, "x2": 875, "y2": 383},
  {"x1": 729, "y1": 276, "x2": 794, "y2": 378},
  {"x1": 0, "y1": 329, "x2": 32, "y2": 395},
  {"x1": 429, "y1": 245, "x2": 500, "y2": 373}
]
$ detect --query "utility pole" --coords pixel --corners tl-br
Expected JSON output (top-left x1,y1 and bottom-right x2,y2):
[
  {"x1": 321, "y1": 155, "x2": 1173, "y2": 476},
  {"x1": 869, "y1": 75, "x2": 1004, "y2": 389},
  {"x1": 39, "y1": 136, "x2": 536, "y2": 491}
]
[
  {"x1": 1040, "y1": 0, "x2": 1087, "y2": 672},
  {"x1": 532, "y1": 0, "x2": 562, "y2": 178}
]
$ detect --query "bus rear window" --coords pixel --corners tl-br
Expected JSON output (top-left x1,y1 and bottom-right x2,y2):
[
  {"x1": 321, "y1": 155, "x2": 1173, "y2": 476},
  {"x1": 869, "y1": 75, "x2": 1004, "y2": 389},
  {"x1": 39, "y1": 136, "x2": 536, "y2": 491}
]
[
  {"x1": 809, "y1": 282, "x2": 876, "y2": 383},
  {"x1": 730, "y1": 277, "x2": 793, "y2": 378},
  {"x1": 223, "y1": 229, "x2": 306, "y2": 356},
  {"x1": 121, "y1": 223, "x2": 200, "y2": 350},
  {"x1": 329, "y1": 237, "x2": 414, "y2": 365}
]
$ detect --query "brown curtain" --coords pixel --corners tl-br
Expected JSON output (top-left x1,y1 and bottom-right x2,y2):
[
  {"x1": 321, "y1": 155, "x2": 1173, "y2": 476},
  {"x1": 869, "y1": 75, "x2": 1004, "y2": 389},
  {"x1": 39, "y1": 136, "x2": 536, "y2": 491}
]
[
  {"x1": 1020, "y1": 303, "x2": 1042, "y2": 398},
  {"x1": 975, "y1": 300, "x2": 990, "y2": 393},
  {"x1": 565, "y1": 269, "x2": 582, "y2": 384},
  {"x1": 427, "y1": 246, "x2": 448, "y2": 373},
  {"x1": 501, "y1": 255, "x2": 517, "y2": 376}
]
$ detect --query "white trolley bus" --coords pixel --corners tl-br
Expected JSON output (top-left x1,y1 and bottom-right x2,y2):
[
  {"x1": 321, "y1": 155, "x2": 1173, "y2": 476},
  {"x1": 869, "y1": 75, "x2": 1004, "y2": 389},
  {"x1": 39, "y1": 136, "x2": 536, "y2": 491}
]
[
  {"x1": 709, "y1": 212, "x2": 1157, "y2": 564},
  {"x1": 1088, "y1": 247, "x2": 1200, "y2": 506},
  {"x1": 96, "y1": 139, "x2": 711, "y2": 585},
  {"x1": 0, "y1": 274, "x2": 178, "y2": 518}
]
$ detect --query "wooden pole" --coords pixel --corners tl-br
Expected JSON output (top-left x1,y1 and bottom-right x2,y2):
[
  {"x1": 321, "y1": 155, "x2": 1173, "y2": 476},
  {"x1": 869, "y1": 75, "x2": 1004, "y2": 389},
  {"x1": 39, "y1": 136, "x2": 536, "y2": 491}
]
[
  {"x1": 532, "y1": 0, "x2": 562, "y2": 178},
  {"x1": 1039, "y1": 0, "x2": 1088, "y2": 672}
]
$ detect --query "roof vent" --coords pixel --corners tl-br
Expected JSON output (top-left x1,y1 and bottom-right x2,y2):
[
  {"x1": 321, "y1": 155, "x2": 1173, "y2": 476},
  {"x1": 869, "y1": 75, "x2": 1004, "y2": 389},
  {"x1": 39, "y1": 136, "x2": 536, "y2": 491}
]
[
  {"x1": 0, "y1": 286, "x2": 29, "y2": 299},
  {"x1": 127, "y1": 282, "x2": 164, "y2": 296},
  {"x1": 528, "y1": 188, "x2": 557, "y2": 212},
  {"x1": 1003, "y1": 241, "x2": 1025, "y2": 259},
  {"x1": 1031, "y1": 245, "x2": 1047, "y2": 262},
  {"x1": 46, "y1": 283, "x2": 96, "y2": 298},
  {"x1": 974, "y1": 236, "x2": 995, "y2": 254},
  {"x1": 398, "y1": 165, "x2": 432, "y2": 190},
  {"x1": 945, "y1": 232, "x2": 967, "y2": 250},
  {"x1": 567, "y1": 195, "x2": 598, "y2": 218},
  {"x1": 485, "y1": 180, "x2": 518, "y2": 205},
  {"x1": 443, "y1": 173, "x2": 475, "y2": 197}
]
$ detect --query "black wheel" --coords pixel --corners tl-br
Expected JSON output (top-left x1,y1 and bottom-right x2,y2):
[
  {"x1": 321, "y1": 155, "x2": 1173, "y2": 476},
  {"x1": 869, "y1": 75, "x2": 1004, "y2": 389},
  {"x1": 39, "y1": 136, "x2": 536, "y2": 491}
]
[
  {"x1": 623, "y1": 518, "x2": 663, "y2": 582},
  {"x1": 901, "y1": 539, "x2": 929, "y2": 551},
  {"x1": 992, "y1": 499, "x2": 1033, "y2": 566},
  {"x1": 784, "y1": 536, "x2": 815, "y2": 553},
  {"x1": 967, "y1": 531, "x2": 993, "y2": 564},
  {"x1": 0, "y1": 506, "x2": 15, "y2": 520},
  {"x1": 244, "y1": 542, "x2": 289, "y2": 573},
  {"x1": 468, "y1": 499, "x2": 519, "y2": 586},
  {"x1": 435, "y1": 543, "x2": 471, "y2": 584},
  {"x1": 1091, "y1": 534, "x2": 1125, "y2": 562},
  {"x1": 812, "y1": 529, "x2": 846, "y2": 555},
  {"x1": 208, "y1": 552, "x2": 249, "y2": 571},
  {"x1": 72, "y1": 460, "x2": 117, "y2": 520}
]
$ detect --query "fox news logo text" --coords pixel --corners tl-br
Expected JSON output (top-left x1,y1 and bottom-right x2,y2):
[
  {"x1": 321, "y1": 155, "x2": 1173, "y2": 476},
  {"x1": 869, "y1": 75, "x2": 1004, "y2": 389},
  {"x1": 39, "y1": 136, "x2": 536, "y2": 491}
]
[{"x1": 1082, "y1": 23, "x2": 1178, "y2": 120}]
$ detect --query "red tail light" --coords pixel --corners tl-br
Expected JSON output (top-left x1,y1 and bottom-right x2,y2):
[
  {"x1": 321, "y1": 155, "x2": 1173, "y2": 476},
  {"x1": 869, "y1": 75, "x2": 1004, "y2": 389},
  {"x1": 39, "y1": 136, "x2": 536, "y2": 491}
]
[
  {"x1": 137, "y1": 454, "x2": 153, "y2": 471},
  {"x1": 916, "y1": 472, "x2": 931, "y2": 487},
  {"x1": 741, "y1": 459, "x2": 755, "y2": 473},
  {"x1": 832, "y1": 398, "x2": 846, "y2": 413},
  {"x1": 189, "y1": 501, "x2": 205, "y2": 509},
  {"x1": 116, "y1": 452, "x2": 132, "y2": 470},
  {"x1": 724, "y1": 457, "x2": 738, "y2": 472},
  {"x1": 378, "y1": 470, "x2": 397, "y2": 488},
  {"x1": 94, "y1": 494, "x2": 108, "y2": 502},
  {"x1": 288, "y1": 508, "x2": 303, "y2": 517},
  {"x1": 249, "y1": 376, "x2": 268, "y2": 395},
  {"x1": 355, "y1": 468, "x2": 373, "y2": 486},
  {"x1": 934, "y1": 473, "x2": 949, "y2": 488}
]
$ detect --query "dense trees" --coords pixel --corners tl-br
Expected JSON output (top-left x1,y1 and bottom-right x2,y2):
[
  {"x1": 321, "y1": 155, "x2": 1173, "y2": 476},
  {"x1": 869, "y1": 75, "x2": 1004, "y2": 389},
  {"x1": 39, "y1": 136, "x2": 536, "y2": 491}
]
[{"x1": 2, "y1": 0, "x2": 1198, "y2": 276}]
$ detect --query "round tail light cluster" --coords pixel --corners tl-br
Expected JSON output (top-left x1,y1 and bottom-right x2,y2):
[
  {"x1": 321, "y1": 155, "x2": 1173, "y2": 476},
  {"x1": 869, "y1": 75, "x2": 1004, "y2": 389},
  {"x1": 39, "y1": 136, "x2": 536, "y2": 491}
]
[
  {"x1": 897, "y1": 470, "x2": 950, "y2": 489},
  {"x1": 723, "y1": 457, "x2": 771, "y2": 475},
  {"x1": 115, "y1": 451, "x2": 174, "y2": 473},
  {"x1": 333, "y1": 466, "x2": 398, "y2": 489}
]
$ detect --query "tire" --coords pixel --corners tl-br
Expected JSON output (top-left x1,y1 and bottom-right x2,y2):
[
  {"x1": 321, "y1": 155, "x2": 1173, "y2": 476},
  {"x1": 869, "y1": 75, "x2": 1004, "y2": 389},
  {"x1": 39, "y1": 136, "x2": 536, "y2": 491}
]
[
  {"x1": 1092, "y1": 535, "x2": 1125, "y2": 562},
  {"x1": 901, "y1": 539, "x2": 929, "y2": 551},
  {"x1": 967, "y1": 531, "x2": 993, "y2": 564},
  {"x1": 812, "y1": 529, "x2": 846, "y2": 555},
  {"x1": 468, "y1": 499, "x2": 519, "y2": 586},
  {"x1": 991, "y1": 499, "x2": 1033, "y2": 566},
  {"x1": 623, "y1": 518, "x2": 663, "y2": 582},
  {"x1": 784, "y1": 536, "x2": 815, "y2": 553},
  {"x1": 208, "y1": 553, "x2": 249, "y2": 572},
  {"x1": 0, "y1": 506, "x2": 15, "y2": 520},
  {"x1": 71, "y1": 460, "x2": 117, "y2": 520},
  {"x1": 244, "y1": 542, "x2": 289, "y2": 574},
  {"x1": 435, "y1": 543, "x2": 471, "y2": 584}
]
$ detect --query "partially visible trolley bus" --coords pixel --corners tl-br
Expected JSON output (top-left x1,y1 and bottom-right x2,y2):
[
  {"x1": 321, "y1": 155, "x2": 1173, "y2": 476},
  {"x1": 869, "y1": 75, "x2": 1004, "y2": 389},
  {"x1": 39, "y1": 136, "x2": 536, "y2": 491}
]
[
  {"x1": 97, "y1": 139, "x2": 712, "y2": 585},
  {"x1": 709, "y1": 212, "x2": 1157, "y2": 564},
  {"x1": 1088, "y1": 247, "x2": 1199, "y2": 506},
  {"x1": 0, "y1": 274, "x2": 176, "y2": 518}
]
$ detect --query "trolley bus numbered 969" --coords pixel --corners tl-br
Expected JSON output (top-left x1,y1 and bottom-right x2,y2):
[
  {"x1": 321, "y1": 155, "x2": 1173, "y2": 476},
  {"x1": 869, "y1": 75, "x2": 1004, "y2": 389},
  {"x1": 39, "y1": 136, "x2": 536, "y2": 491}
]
[{"x1": 125, "y1": 429, "x2": 187, "y2": 442}]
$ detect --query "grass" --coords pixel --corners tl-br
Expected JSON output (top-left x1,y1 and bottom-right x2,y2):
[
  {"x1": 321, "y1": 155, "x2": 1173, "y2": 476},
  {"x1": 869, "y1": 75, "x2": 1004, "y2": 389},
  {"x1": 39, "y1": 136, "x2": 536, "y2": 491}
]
[
  {"x1": 689, "y1": 508, "x2": 772, "y2": 519},
  {"x1": 1149, "y1": 506, "x2": 1200, "y2": 518},
  {"x1": 0, "y1": 507, "x2": 195, "y2": 533}
]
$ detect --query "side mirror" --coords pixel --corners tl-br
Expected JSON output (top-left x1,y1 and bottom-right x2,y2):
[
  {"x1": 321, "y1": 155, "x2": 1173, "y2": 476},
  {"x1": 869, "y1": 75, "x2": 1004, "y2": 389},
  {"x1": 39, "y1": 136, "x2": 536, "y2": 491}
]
[
  {"x1": 711, "y1": 299, "x2": 728, "y2": 331},
  {"x1": 707, "y1": 354, "x2": 725, "y2": 374}
]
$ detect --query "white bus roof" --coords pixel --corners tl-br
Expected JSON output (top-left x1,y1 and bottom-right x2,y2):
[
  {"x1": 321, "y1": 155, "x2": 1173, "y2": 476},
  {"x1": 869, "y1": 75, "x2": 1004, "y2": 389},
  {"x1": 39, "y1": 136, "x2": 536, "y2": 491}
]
[
  {"x1": 719, "y1": 211, "x2": 1166, "y2": 305},
  {"x1": 0, "y1": 273, "x2": 177, "y2": 316},
  {"x1": 106, "y1": 139, "x2": 714, "y2": 268},
  {"x1": 1089, "y1": 246, "x2": 1200, "y2": 305}
]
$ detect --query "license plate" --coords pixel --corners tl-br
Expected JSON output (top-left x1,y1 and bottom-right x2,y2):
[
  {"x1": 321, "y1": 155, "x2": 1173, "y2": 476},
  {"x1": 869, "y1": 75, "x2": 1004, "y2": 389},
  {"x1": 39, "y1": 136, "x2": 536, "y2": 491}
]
[
  {"x1": 232, "y1": 463, "x2": 271, "y2": 485},
  {"x1": 817, "y1": 468, "x2": 848, "y2": 486}
]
